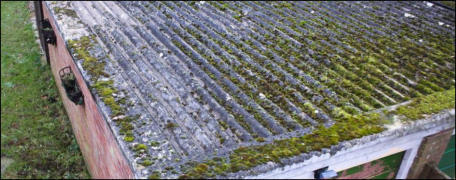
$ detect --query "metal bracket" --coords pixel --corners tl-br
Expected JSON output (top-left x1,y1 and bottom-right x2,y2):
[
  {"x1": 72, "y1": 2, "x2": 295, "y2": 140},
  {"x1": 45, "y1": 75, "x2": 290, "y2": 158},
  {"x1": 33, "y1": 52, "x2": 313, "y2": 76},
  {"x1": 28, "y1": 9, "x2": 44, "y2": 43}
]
[
  {"x1": 59, "y1": 66, "x2": 84, "y2": 105},
  {"x1": 42, "y1": 19, "x2": 56, "y2": 45}
]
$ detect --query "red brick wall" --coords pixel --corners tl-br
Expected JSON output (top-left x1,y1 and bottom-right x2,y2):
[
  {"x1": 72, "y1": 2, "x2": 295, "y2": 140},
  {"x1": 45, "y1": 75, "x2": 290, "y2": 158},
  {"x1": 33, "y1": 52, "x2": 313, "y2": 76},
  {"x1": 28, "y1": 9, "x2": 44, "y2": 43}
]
[
  {"x1": 407, "y1": 128, "x2": 454, "y2": 179},
  {"x1": 41, "y1": 2, "x2": 134, "y2": 178}
]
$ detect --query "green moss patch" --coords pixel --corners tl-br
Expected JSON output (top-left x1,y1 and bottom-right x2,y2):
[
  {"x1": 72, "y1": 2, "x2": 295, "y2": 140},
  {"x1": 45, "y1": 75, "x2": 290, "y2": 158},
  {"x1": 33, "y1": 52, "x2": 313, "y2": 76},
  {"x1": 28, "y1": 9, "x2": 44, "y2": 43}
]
[
  {"x1": 93, "y1": 80, "x2": 124, "y2": 116},
  {"x1": 134, "y1": 143, "x2": 148, "y2": 151},
  {"x1": 394, "y1": 88, "x2": 455, "y2": 120},
  {"x1": 124, "y1": 136, "x2": 135, "y2": 142},
  {"x1": 68, "y1": 36, "x2": 108, "y2": 82},
  {"x1": 139, "y1": 159, "x2": 154, "y2": 167}
]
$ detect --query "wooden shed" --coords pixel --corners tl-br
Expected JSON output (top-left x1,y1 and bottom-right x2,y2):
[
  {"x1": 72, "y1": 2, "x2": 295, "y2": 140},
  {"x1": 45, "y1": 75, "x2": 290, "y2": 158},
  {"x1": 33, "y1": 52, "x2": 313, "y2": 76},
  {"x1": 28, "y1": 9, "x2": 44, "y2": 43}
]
[{"x1": 35, "y1": 1, "x2": 455, "y2": 179}]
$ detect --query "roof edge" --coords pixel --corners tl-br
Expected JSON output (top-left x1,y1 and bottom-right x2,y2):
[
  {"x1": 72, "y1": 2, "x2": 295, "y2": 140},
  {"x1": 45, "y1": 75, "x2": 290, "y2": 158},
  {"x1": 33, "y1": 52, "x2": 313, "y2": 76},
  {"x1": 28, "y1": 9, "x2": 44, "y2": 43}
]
[{"x1": 242, "y1": 108, "x2": 455, "y2": 178}]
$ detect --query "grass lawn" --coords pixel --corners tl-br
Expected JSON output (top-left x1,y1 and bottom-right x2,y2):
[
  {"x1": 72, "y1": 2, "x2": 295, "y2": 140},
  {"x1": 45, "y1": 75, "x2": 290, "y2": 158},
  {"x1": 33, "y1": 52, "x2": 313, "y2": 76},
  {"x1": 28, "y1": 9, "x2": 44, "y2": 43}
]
[{"x1": 1, "y1": 1, "x2": 89, "y2": 178}]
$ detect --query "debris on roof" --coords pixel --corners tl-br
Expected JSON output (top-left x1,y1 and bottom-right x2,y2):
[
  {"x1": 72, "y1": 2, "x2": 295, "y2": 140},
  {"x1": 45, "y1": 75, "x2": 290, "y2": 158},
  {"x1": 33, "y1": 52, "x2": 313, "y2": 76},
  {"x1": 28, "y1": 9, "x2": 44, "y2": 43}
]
[{"x1": 46, "y1": 1, "x2": 455, "y2": 178}]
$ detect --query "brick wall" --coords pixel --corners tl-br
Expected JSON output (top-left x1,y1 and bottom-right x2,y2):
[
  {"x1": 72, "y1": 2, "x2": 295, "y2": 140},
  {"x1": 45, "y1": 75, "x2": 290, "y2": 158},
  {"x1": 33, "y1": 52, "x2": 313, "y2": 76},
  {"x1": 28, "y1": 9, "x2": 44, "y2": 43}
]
[{"x1": 407, "y1": 128, "x2": 454, "y2": 179}]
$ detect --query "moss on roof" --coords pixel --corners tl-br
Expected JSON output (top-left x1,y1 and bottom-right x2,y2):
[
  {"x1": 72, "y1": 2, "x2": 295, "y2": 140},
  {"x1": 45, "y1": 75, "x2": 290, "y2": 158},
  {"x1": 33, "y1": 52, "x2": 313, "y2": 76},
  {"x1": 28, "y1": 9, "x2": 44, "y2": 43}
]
[
  {"x1": 50, "y1": 1, "x2": 455, "y2": 178},
  {"x1": 394, "y1": 88, "x2": 455, "y2": 120},
  {"x1": 179, "y1": 88, "x2": 455, "y2": 178}
]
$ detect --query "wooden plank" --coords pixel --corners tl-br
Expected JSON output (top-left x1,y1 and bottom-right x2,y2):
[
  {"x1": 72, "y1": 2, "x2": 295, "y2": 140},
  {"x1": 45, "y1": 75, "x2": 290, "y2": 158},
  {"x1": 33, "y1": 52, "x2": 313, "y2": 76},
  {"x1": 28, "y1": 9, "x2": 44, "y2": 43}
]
[{"x1": 41, "y1": 2, "x2": 134, "y2": 178}]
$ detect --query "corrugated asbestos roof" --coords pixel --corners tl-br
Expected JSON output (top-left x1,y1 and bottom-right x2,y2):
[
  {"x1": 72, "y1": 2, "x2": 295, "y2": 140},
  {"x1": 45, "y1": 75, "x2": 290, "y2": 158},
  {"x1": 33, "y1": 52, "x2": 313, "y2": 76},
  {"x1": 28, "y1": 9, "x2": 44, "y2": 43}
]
[{"x1": 46, "y1": 1, "x2": 455, "y2": 178}]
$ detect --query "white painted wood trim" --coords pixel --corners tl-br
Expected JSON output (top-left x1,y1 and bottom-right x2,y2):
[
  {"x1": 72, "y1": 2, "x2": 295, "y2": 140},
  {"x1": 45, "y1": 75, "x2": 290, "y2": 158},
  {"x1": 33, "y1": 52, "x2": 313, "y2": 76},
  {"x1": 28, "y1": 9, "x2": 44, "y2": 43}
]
[{"x1": 395, "y1": 142, "x2": 420, "y2": 179}]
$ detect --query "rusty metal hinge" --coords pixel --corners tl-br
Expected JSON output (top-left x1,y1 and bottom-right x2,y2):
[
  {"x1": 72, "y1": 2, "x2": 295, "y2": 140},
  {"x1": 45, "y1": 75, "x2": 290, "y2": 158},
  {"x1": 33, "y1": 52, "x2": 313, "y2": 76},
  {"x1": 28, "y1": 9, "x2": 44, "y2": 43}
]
[{"x1": 59, "y1": 66, "x2": 84, "y2": 105}]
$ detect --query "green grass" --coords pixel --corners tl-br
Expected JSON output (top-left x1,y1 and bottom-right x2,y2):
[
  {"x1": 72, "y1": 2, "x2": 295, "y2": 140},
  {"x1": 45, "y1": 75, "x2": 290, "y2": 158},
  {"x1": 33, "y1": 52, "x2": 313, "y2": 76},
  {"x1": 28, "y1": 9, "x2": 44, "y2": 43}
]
[{"x1": 1, "y1": 1, "x2": 89, "y2": 178}]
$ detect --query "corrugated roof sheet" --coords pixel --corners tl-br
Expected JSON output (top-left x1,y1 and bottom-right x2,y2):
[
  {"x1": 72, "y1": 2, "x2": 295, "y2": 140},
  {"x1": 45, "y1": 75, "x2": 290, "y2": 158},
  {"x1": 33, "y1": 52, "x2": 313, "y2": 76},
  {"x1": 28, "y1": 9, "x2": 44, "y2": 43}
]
[{"x1": 46, "y1": 1, "x2": 455, "y2": 178}]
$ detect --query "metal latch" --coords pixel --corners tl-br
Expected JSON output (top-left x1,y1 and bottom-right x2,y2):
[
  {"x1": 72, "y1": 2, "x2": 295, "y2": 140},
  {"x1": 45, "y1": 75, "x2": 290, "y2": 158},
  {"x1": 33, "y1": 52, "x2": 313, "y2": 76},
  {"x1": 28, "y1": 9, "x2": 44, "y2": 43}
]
[
  {"x1": 41, "y1": 19, "x2": 56, "y2": 45},
  {"x1": 59, "y1": 66, "x2": 84, "y2": 105}
]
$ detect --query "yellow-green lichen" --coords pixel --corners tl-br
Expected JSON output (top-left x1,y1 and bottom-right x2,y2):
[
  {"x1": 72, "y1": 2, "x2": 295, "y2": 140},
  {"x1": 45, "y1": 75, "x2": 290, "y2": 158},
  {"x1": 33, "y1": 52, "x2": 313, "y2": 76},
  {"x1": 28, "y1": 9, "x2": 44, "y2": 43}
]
[
  {"x1": 100, "y1": 87, "x2": 114, "y2": 97},
  {"x1": 124, "y1": 136, "x2": 135, "y2": 142},
  {"x1": 140, "y1": 159, "x2": 153, "y2": 166},
  {"x1": 134, "y1": 143, "x2": 148, "y2": 152}
]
